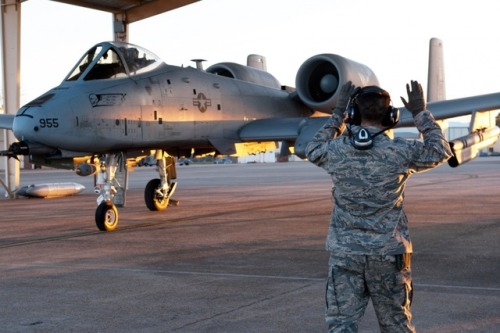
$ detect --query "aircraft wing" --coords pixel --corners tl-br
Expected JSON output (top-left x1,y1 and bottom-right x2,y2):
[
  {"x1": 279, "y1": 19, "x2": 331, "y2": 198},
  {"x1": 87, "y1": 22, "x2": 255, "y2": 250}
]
[
  {"x1": 0, "y1": 114, "x2": 14, "y2": 130},
  {"x1": 239, "y1": 117, "x2": 329, "y2": 158},
  {"x1": 240, "y1": 92, "x2": 500, "y2": 158},
  {"x1": 239, "y1": 118, "x2": 307, "y2": 142},
  {"x1": 397, "y1": 92, "x2": 500, "y2": 127}
]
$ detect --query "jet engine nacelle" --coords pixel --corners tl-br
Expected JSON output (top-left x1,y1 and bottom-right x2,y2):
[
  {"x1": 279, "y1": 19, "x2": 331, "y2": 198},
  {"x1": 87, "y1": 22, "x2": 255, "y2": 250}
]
[
  {"x1": 448, "y1": 126, "x2": 500, "y2": 167},
  {"x1": 206, "y1": 62, "x2": 281, "y2": 89},
  {"x1": 295, "y1": 54, "x2": 380, "y2": 113}
]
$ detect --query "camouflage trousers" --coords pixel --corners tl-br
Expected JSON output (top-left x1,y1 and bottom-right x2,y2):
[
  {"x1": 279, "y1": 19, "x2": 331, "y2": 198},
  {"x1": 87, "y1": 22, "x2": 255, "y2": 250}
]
[{"x1": 326, "y1": 253, "x2": 415, "y2": 333}]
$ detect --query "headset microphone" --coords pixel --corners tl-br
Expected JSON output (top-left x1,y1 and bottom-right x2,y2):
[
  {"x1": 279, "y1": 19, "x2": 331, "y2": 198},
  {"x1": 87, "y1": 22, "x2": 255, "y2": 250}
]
[{"x1": 351, "y1": 128, "x2": 373, "y2": 150}]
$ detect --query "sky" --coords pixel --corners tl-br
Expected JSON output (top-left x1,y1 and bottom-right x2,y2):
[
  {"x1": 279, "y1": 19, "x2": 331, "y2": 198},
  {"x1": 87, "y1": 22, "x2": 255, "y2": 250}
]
[{"x1": 13, "y1": 0, "x2": 500, "y2": 120}]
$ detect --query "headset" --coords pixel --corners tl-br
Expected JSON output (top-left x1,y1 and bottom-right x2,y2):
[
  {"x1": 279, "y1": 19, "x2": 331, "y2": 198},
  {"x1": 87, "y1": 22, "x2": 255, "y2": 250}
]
[
  {"x1": 344, "y1": 86, "x2": 400, "y2": 150},
  {"x1": 345, "y1": 86, "x2": 399, "y2": 127}
]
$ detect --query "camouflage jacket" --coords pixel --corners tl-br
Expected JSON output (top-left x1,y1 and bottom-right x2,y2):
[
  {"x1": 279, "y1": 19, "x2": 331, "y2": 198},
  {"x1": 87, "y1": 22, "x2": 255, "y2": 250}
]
[{"x1": 306, "y1": 110, "x2": 453, "y2": 255}]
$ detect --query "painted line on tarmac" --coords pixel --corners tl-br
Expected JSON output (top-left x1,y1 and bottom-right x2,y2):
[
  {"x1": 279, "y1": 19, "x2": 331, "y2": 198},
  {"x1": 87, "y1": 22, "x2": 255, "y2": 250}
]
[{"x1": 8, "y1": 263, "x2": 500, "y2": 292}]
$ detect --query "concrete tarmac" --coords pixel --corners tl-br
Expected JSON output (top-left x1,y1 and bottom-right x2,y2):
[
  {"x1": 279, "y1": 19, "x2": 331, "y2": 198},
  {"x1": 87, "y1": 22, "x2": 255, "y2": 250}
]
[{"x1": 0, "y1": 158, "x2": 499, "y2": 332}]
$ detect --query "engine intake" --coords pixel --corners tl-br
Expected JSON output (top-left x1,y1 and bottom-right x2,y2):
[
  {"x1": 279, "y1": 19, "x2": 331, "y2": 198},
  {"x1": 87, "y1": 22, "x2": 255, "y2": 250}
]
[{"x1": 295, "y1": 54, "x2": 380, "y2": 113}]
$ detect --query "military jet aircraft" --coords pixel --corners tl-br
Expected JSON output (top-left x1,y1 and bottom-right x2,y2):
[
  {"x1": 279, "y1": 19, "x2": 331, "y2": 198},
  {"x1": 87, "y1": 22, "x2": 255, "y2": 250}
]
[{"x1": 1, "y1": 39, "x2": 499, "y2": 231}]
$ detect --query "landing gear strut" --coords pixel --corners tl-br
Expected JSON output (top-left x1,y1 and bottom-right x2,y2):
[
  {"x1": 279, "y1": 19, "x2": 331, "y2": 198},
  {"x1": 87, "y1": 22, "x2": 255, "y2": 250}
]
[
  {"x1": 144, "y1": 150, "x2": 177, "y2": 211},
  {"x1": 94, "y1": 153, "x2": 123, "y2": 231},
  {"x1": 93, "y1": 150, "x2": 178, "y2": 231}
]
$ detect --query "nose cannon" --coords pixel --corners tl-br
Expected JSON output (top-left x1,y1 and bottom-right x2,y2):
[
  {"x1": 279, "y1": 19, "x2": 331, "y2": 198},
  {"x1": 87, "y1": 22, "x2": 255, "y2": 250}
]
[{"x1": 0, "y1": 141, "x2": 58, "y2": 160}]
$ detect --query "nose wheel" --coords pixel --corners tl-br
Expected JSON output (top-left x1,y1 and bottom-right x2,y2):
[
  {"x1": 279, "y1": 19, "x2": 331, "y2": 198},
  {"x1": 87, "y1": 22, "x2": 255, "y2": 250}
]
[{"x1": 95, "y1": 201, "x2": 119, "y2": 231}]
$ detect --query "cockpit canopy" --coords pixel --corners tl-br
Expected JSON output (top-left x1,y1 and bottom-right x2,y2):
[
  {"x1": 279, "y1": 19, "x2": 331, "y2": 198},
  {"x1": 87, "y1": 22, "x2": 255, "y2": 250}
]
[{"x1": 65, "y1": 42, "x2": 164, "y2": 81}]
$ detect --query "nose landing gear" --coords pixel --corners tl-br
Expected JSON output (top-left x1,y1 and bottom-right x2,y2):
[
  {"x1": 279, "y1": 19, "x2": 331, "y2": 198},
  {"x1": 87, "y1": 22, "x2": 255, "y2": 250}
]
[{"x1": 95, "y1": 201, "x2": 119, "y2": 231}]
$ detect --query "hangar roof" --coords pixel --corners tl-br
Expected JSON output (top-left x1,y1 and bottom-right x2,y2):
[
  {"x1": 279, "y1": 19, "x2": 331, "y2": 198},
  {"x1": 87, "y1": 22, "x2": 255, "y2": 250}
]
[{"x1": 52, "y1": 0, "x2": 200, "y2": 24}]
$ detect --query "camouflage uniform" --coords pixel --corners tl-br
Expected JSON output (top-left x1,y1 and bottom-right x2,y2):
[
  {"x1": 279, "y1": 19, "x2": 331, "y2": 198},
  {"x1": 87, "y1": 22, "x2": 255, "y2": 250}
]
[{"x1": 306, "y1": 110, "x2": 452, "y2": 332}]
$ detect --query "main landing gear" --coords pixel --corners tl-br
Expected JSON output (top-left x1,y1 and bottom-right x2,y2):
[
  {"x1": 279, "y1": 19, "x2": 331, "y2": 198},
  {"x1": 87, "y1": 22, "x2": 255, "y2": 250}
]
[{"x1": 94, "y1": 150, "x2": 177, "y2": 231}]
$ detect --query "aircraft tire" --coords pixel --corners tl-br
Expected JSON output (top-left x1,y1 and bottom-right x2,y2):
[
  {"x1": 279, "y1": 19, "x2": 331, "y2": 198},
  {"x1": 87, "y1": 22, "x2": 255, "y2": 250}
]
[
  {"x1": 145, "y1": 178, "x2": 169, "y2": 211},
  {"x1": 95, "y1": 202, "x2": 119, "y2": 231}
]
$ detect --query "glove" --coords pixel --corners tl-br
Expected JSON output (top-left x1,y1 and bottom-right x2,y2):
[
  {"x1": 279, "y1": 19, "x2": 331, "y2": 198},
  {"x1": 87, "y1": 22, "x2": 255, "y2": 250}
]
[
  {"x1": 333, "y1": 81, "x2": 357, "y2": 117},
  {"x1": 400, "y1": 80, "x2": 426, "y2": 117},
  {"x1": 336, "y1": 81, "x2": 357, "y2": 110}
]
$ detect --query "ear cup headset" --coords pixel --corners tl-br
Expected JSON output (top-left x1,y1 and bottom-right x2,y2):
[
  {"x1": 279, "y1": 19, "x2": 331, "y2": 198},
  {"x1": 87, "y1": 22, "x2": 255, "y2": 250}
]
[{"x1": 344, "y1": 86, "x2": 400, "y2": 150}]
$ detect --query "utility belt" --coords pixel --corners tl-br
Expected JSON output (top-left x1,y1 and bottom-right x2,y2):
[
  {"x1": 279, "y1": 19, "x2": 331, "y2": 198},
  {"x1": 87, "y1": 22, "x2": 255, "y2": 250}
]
[{"x1": 395, "y1": 253, "x2": 412, "y2": 271}]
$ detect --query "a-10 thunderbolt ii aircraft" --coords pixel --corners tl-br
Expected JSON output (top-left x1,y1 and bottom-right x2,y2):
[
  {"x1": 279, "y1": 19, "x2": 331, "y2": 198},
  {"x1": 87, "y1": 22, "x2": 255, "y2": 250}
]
[{"x1": 1, "y1": 39, "x2": 500, "y2": 231}]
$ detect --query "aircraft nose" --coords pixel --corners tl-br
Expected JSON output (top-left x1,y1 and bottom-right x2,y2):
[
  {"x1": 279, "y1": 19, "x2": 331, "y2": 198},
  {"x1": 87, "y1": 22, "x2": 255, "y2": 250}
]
[
  {"x1": 12, "y1": 111, "x2": 36, "y2": 140},
  {"x1": 13, "y1": 105, "x2": 50, "y2": 142},
  {"x1": 13, "y1": 92, "x2": 57, "y2": 140}
]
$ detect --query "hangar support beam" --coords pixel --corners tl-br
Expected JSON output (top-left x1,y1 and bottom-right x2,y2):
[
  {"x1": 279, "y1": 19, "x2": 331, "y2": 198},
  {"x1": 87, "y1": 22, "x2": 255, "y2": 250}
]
[
  {"x1": 113, "y1": 11, "x2": 128, "y2": 42},
  {"x1": 1, "y1": 0, "x2": 21, "y2": 197}
]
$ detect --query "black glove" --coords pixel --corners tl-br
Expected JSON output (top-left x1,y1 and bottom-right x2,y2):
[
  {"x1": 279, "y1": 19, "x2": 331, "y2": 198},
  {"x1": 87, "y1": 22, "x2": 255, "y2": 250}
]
[
  {"x1": 333, "y1": 81, "x2": 357, "y2": 117},
  {"x1": 400, "y1": 80, "x2": 426, "y2": 117},
  {"x1": 337, "y1": 81, "x2": 357, "y2": 110}
]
